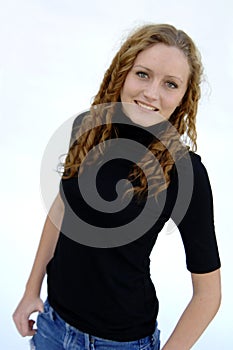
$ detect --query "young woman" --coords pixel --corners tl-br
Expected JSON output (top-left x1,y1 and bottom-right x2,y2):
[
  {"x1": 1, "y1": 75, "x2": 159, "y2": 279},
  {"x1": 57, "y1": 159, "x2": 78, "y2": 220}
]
[{"x1": 13, "y1": 24, "x2": 221, "y2": 350}]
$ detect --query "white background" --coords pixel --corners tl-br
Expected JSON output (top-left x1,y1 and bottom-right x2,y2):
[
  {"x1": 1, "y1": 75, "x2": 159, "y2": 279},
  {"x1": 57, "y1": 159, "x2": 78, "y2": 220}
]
[{"x1": 1, "y1": 0, "x2": 232, "y2": 349}]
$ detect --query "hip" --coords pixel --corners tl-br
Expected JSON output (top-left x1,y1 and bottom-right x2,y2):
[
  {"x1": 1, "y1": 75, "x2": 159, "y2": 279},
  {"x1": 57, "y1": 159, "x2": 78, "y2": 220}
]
[{"x1": 30, "y1": 298, "x2": 160, "y2": 350}]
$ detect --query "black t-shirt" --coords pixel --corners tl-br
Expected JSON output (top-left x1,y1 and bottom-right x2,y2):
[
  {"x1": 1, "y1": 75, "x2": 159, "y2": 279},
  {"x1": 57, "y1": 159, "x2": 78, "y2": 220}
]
[{"x1": 46, "y1": 110, "x2": 221, "y2": 341}]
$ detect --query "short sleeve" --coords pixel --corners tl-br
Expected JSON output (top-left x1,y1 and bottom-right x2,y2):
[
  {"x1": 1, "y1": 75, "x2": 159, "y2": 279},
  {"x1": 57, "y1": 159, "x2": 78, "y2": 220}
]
[{"x1": 172, "y1": 152, "x2": 221, "y2": 274}]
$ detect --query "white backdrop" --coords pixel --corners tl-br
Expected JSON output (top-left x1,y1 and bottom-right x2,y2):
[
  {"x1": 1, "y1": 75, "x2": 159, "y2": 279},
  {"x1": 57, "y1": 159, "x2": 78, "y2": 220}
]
[{"x1": 1, "y1": 0, "x2": 232, "y2": 349}]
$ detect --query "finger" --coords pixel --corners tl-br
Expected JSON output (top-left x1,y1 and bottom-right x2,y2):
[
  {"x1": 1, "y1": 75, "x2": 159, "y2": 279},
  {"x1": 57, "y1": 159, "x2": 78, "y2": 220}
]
[
  {"x1": 29, "y1": 319, "x2": 35, "y2": 330},
  {"x1": 26, "y1": 328, "x2": 37, "y2": 337},
  {"x1": 17, "y1": 316, "x2": 35, "y2": 337},
  {"x1": 13, "y1": 313, "x2": 27, "y2": 336}
]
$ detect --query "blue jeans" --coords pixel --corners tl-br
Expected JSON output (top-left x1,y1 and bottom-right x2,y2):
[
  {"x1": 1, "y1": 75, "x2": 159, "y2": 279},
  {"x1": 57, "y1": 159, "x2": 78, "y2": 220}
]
[{"x1": 30, "y1": 299, "x2": 160, "y2": 350}]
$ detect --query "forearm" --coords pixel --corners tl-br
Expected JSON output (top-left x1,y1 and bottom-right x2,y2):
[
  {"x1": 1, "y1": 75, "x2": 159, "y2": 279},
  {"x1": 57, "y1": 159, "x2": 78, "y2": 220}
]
[
  {"x1": 162, "y1": 270, "x2": 221, "y2": 350},
  {"x1": 162, "y1": 294, "x2": 220, "y2": 349},
  {"x1": 24, "y1": 194, "x2": 64, "y2": 297},
  {"x1": 13, "y1": 194, "x2": 65, "y2": 336}
]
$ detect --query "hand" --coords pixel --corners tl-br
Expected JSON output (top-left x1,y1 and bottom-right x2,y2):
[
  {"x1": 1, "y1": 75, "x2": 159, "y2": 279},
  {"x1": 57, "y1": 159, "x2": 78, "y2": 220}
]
[{"x1": 12, "y1": 294, "x2": 44, "y2": 337}]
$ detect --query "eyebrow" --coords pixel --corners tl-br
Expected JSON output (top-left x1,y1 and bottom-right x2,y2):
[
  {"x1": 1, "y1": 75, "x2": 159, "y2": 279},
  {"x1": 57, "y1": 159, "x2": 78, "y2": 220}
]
[{"x1": 133, "y1": 64, "x2": 184, "y2": 83}]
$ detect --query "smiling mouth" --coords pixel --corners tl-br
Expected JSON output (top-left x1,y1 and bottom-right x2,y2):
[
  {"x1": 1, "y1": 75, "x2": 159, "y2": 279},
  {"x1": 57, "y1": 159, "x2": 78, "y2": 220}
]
[{"x1": 135, "y1": 100, "x2": 159, "y2": 112}]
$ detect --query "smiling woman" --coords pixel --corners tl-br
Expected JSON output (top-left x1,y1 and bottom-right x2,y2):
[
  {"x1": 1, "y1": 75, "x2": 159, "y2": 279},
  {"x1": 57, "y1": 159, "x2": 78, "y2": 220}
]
[
  {"x1": 13, "y1": 24, "x2": 221, "y2": 350},
  {"x1": 121, "y1": 44, "x2": 190, "y2": 126}
]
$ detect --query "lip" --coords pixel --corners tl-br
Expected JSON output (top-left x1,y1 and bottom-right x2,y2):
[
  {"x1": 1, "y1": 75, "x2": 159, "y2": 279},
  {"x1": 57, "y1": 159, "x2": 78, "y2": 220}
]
[{"x1": 134, "y1": 100, "x2": 159, "y2": 112}]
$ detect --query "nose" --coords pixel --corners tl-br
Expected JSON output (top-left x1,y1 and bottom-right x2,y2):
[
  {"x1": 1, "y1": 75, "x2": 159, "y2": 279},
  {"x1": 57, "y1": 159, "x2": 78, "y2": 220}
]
[{"x1": 143, "y1": 80, "x2": 160, "y2": 101}]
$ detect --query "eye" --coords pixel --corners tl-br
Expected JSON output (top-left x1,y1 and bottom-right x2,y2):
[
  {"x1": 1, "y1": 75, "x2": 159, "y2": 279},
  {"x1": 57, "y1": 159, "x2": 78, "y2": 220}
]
[
  {"x1": 136, "y1": 71, "x2": 149, "y2": 79},
  {"x1": 166, "y1": 81, "x2": 178, "y2": 89}
]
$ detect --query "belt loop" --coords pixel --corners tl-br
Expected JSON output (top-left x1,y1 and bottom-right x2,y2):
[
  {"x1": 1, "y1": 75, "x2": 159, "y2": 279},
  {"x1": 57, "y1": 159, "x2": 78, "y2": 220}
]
[
  {"x1": 84, "y1": 333, "x2": 91, "y2": 349},
  {"x1": 89, "y1": 334, "x2": 95, "y2": 349}
]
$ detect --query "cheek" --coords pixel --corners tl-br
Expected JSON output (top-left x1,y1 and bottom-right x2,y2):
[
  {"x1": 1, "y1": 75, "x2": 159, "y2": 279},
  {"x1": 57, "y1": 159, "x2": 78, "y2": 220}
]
[
  {"x1": 166, "y1": 93, "x2": 185, "y2": 110},
  {"x1": 162, "y1": 96, "x2": 178, "y2": 110},
  {"x1": 120, "y1": 82, "x2": 128, "y2": 101},
  {"x1": 120, "y1": 75, "x2": 136, "y2": 99}
]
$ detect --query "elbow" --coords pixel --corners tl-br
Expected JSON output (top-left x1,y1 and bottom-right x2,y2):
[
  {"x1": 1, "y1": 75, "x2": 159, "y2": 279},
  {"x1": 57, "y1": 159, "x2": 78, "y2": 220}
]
[
  {"x1": 210, "y1": 293, "x2": 221, "y2": 320},
  {"x1": 215, "y1": 286, "x2": 222, "y2": 314},
  {"x1": 212, "y1": 272, "x2": 222, "y2": 315},
  {"x1": 195, "y1": 284, "x2": 222, "y2": 319},
  {"x1": 191, "y1": 268, "x2": 222, "y2": 319},
  {"x1": 211, "y1": 291, "x2": 221, "y2": 322}
]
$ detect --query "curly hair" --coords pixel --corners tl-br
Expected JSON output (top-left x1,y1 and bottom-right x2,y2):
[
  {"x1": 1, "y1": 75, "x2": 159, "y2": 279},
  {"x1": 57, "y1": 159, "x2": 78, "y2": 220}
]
[{"x1": 62, "y1": 23, "x2": 203, "y2": 198}]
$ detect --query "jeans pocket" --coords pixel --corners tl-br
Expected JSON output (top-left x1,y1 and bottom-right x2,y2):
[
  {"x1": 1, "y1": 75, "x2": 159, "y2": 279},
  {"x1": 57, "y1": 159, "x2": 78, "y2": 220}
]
[
  {"x1": 38, "y1": 299, "x2": 54, "y2": 321},
  {"x1": 41, "y1": 299, "x2": 50, "y2": 314},
  {"x1": 35, "y1": 300, "x2": 56, "y2": 341}
]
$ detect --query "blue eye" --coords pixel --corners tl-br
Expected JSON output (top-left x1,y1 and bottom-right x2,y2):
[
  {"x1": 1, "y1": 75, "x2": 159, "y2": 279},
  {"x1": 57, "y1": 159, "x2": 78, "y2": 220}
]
[
  {"x1": 166, "y1": 81, "x2": 178, "y2": 89},
  {"x1": 136, "y1": 71, "x2": 149, "y2": 79}
]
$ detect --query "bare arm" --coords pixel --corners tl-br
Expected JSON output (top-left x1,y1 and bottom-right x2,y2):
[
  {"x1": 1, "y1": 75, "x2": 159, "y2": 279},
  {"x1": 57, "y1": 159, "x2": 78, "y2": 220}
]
[
  {"x1": 12, "y1": 193, "x2": 64, "y2": 337},
  {"x1": 162, "y1": 268, "x2": 221, "y2": 350}
]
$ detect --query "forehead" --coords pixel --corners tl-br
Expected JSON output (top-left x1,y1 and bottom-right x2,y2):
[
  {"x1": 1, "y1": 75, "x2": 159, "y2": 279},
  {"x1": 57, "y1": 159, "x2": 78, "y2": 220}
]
[{"x1": 134, "y1": 43, "x2": 190, "y2": 78}]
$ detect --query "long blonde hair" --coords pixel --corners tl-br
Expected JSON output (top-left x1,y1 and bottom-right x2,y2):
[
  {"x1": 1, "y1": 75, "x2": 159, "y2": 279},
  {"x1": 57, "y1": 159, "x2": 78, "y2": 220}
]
[{"x1": 62, "y1": 24, "x2": 203, "y2": 198}]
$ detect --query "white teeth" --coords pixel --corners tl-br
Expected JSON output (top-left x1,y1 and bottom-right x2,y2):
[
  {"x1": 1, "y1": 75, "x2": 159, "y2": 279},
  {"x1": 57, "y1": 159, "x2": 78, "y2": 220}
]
[{"x1": 137, "y1": 101, "x2": 157, "y2": 111}]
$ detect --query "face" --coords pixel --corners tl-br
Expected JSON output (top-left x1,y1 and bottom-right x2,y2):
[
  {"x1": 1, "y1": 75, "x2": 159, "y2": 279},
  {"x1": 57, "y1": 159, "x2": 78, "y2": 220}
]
[{"x1": 120, "y1": 43, "x2": 190, "y2": 127}]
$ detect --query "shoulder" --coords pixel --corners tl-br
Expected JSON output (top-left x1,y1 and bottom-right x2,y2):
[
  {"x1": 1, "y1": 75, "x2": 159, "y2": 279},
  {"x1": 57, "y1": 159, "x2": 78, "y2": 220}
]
[
  {"x1": 177, "y1": 150, "x2": 201, "y2": 166},
  {"x1": 188, "y1": 150, "x2": 201, "y2": 162},
  {"x1": 188, "y1": 151, "x2": 210, "y2": 182},
  {"x1": 176, "y1": 150, "x2": 207, "y2": 177},
  {"x1": 188, "y1": 151, "x2": 203, "y2": 169},
  {"x1": 72, "y1": 110, "x2": 90, "y2": 130},
  {"x1": 185, "y1": 151, "x2": 213, "y2": 201},
  {"x1": 173, "y1": 150, "x2": 213, "y2": 198}
]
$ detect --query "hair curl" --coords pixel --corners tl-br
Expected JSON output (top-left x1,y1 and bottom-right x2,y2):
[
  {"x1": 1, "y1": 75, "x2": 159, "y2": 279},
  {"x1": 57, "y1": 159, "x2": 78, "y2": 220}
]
[{"x1": 62, "y1": 23, "x2": 203, "y2": 198}]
